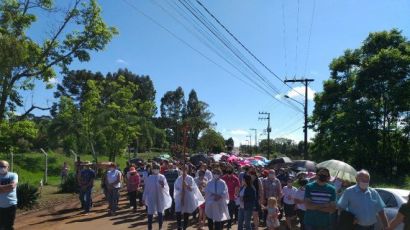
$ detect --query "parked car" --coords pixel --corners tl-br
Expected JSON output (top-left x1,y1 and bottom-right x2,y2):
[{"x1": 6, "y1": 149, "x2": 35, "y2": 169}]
[{"x1": 375, "y1": 188, "x2": 409, "y2": 230}]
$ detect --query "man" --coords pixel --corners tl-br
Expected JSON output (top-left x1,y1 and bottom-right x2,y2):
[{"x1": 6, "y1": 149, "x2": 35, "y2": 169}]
[
  {"x1": 143, "y1": 163, "x2": 172, "y2": 230},
  {"x1": 77, "y1": 162, "x2": 95, "y2": 215},
  {"x1": 0, "y1": 160, "x2": 18, "y2": 230},
  {"x1": 174, "y1": 164, "x2": 204, "y2": 230},
  {"x1": 222, "y1": 166, "x2": 240, "y2": 230},
  {"x1": 304, "y1": 167, "x2": 336, "y2": 230},
  {"x1": 205, "y1": 168, "x2": 230, "y2": 230},
  {"x1": 337, "y1": 169, "x2": 389, "y2": 230},
  {"x1": 106, "y1": 163, "x2": 122, "y2": 215},
  {"x1": 262, "y1": 169, "x2": 283, "y2": 225},
  {"x1": 164, "y1": 163, "x2": 180, "y2": 217}
]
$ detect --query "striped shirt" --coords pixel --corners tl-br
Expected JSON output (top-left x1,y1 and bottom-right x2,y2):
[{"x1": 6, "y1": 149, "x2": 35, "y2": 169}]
[{"x1": 304, "y1": 181, "x2": 336, "y2": 227}]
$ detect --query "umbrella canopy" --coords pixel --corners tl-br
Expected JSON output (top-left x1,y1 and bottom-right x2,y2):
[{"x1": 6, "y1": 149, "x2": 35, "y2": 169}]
[
  {"x1": 291, "y1": 160, "x2": 316, "y2": 172},
  {"x1": 316, "y1": 159, "x2": 357, "y2": 182},
  {"x1": 189, "y1": 154, "x2": 209, "y2": 166},
  {"x1": 253, "y1": 155, "x2": 267, "y2": 161}
]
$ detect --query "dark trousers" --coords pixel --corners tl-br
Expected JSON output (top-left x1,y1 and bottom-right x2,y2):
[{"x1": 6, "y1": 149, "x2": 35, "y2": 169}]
[
  {"x1": 354, "y1": 225, "x2": 375, "y2": 230},
  {"x1": 227, "y1": 200, "x2": 237, "y2": 228},
  {"x1": 208, "y1": 218, "x2": 223, "y2": 230},
  {"x1": 296, "y1": 209, "x2": 305, "y2": 230},
  {"x1": 176, "y1": 212, "x2": 190, "y2": 230},
  {"x1": 128, "y1": 191, "x2": 137, "y2": 210},
  {"x1": 0, "y1": 205, "x2": 16, "y2": 230},
  {"x1": 148, "y1": 212, "x2": 163, "y2": 230},
  {"x1": 79, "y1": 187, "x2": 92, "y2": 212}
]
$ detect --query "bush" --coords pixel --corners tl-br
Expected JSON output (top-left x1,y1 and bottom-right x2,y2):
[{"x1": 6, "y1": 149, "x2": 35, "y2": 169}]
[
  {"x1": 17, "y1": 183, "x2": 39, "y2": 210},
  {"x1": 60, "y1": 173, "x2": 78, "y2": 193}
]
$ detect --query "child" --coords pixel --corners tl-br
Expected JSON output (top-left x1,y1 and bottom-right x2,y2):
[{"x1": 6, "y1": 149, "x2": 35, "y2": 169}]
[{"x1": 266, "y1": 197, "x2": 280, "y2": 230}]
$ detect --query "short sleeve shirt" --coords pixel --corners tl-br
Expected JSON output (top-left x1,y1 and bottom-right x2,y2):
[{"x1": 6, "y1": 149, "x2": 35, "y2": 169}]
[
  {"x1": 107, "y1": 169, "x2": 121, "y2": 188},
  {"x1": 399, "y1": 204, "x2": 410, "y2": 230},
  {"x1": 222, "y1": 174, "x2": 240, "y2": 200},
  {"x1": 337, "y1": 185, "x2": 385, "y2": 226},
  {"x1": 80, "y1": 169, "x2": 95, "y2": 187},
  {"x1": 0, "y1": 172, "x2": 18, "y2": 208},
  {"x1": 304, "y1": 181, "x2": 336, "y2": 227},
  {"x1": 283, "y1": 186, "x2": 298, "y2": 205}
]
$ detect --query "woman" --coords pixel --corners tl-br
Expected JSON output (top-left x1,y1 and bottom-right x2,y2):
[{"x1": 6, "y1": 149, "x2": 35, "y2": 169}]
[
  {"x1": 249, "y1": 169, "x2": 263, "y2": 230},
  {"x1": 143, "y1": 163, "x2": 172, "y2": 230},
  {"x1": 126, "y1": 166, "x2": 140, "y2": 212},
  {"x1": 238, "y1": 174, "x2": 256, "y2": 230},
  {"x1": 174, "y1": 164, "x2": 205, "y2": 230},
  {"x1": 387, "y1": 193, "x2": 410, "y2": 230},
  {"x1": 205, "y1": 168, "x2": 230, "y2": 230},
  {"x1": 195, "y1": 170, "x2": 208, "y2": 230}
]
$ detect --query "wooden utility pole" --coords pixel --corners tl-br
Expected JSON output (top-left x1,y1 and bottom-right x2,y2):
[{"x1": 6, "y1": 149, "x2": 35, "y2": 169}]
[
  {"x1": 181, "y1": 124, "x2": 189, "y2": 207},
  {"x1": 259, "y1": 112, "x2": 271, "y2": 159},
  {"x1": 284, "y1": 78, "x2": 314, "y2": 159}
]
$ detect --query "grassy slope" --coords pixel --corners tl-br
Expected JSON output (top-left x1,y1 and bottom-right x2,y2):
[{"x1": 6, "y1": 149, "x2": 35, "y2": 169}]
[{"x1": 0, "y1": 151, "x2": 163, "y2": 186}]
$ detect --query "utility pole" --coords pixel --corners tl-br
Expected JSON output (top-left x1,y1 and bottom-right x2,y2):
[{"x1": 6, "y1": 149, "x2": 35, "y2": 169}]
[
  {"x1": 250, "y1": 128, "x2": 257, "y2": 147},
  {"x1": 284, "y1": 78, "x2": 314, "y2": 159},
  {"x1": 259, "y1": 112, "x2": 271, "y2": 159},
  {"x1": 246, "y1": 135, "x2": 252, "y2": 154}
]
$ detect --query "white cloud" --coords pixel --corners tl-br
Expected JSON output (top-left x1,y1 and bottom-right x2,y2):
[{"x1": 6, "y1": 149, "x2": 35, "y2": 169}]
[
  {"x1": 286, "y1": 86, "x2": 316, "y2": 101},
  {"x1": 229, "y1": 129, "x2": 249, "y2": 136},
  {"x1": 116, "y1": 59, "x2": 128, "y2": 65},
  {"x1": 47, "y1": 77, "x2": 59, "y2": 85}
]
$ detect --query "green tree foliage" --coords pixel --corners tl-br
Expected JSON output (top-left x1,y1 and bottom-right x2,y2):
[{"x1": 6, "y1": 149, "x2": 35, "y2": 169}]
[
  {"x1": 258, "y1": 138, "x2": 302, "y2": 159},
  {"x1": 0, "y1": 0, "x2": 117, "y2": 121},
  {"x1": 159, "y1": 88, "x2": 213, "y2": 154},
  {"x1": 198, "y1": 128, "x2": 226, "y2": 153},
  {"x1": 0, "y1": 119, "x2": 38, "y2": 153},
  {"x1": 225, "y1": 137, "x2": 234, "y2": 152},
  {"x1": 310, "y1": 29, "x2": 410, "y2": 175}
]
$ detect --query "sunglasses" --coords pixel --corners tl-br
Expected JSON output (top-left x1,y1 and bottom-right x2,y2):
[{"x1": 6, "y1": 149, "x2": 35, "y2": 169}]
[{"x1": 0, "y1": 165, "x2": 6, "y2": 168}]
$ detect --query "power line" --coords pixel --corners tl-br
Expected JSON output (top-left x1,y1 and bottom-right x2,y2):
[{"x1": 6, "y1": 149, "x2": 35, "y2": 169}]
[
  {"x1": 152, "y1": 0, "x2": 267, "y2": 96},
  {"x1": 281, "y1": 0, "x2": 288, "y2": 77},
  {"x1": 178, "y1": 0, "x2": 303, "y2": 112},
  {"x1": 303, "y1": 0, "x2": 316, "y2": 76},
  {"x1": 196, "y1": 0, "x2": 305, "y2": 98},
  {"x1": 121, "y1": 0, "x2": 268, "y2": 97},
  {"x1": 295, "y1": 0, "x2": 300, "y2": 75}
]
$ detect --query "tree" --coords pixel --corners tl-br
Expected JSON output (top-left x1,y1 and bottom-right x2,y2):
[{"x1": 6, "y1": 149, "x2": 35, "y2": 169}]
[
  {"x1": 0, "y1": 0, "x2": 117, "y2": 121},
  {"x1": 0, "y1": 119, "x2": 38, "y2": 153},
  {"x1": 160, "y1": 87, "x2": 186, "y2": 147},
  {"x1": 198, "y1": 129, "x2": 225, "y2": 153},
  {"x1": 225, "y1": 137, "x2": 234, "y2": 152},
  {"x1": 310, "y1": 29, "x2": 410, "y2": 175},
  {"x1": 184, "y1": 89, "x2": 213, "y2": 150}
]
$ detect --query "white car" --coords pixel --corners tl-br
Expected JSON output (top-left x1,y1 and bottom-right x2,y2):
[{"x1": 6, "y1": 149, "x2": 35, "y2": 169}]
[{"x1": 375, "y1": 188, "x2": 409, "y2": 230}]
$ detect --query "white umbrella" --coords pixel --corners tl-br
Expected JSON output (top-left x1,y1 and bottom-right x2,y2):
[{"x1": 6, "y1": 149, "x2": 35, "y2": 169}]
[{"x1": 316, "y1": 159, "x2": 357, "y2": 182}]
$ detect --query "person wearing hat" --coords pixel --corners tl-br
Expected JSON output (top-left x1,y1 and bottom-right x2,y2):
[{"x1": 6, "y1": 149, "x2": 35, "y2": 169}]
[
  {"x1": 77, "y1": 161, "x2": 95, "y2": 215},
  {"x1": 143, "y1": 163, "x2": 172, "y2": 230},
  {"x1": 126, "y1": 166, "x2": 140, "y2": 212},
  {"x1": 174, "y1": 164, "x2": 205, "y2": 230},
  {"x1": 106, "y1": 163, "x2": 122, "y2": 215}
]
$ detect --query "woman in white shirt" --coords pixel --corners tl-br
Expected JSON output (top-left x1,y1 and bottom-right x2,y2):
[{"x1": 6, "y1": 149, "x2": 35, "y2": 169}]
[{"x1": 282, "y1": 177, "x2": 298, "y2": 230}]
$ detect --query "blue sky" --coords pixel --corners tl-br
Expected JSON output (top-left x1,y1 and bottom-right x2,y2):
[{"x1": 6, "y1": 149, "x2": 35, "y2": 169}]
[{"x1": 22, "y1": 0, "x2": 410, "y2": 147}]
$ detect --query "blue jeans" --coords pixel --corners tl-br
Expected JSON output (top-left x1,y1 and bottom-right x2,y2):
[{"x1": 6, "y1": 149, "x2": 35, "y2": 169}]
[
  {"x1": 304, "y1": 224, "x2": 332, "y2": 230},
  {"x1": 79, "y1": 187, "x2": 92, "y2": 212},
  {"x1": 148, "y1": 212, "x2": 163, "y2": 230},
  {"x1": 238, "y1": 208, "x2": 253, "y2": 230},
  {"x1": 355, "y1": 225, "x2": 375, "y2": 230}
]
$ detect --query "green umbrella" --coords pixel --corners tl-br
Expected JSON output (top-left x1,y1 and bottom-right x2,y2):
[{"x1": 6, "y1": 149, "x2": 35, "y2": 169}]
[{"x1": 316, "y1": 159, "x2": 357, "y2": 182}]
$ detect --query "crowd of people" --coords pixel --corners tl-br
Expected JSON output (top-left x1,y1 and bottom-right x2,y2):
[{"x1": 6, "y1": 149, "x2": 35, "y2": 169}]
[
  {"x1": 1, "y1": 156, "x2": 410, "y2": 230},
  {"x1": 73, "y1": 156, "x2": 410, "y2": 230}
]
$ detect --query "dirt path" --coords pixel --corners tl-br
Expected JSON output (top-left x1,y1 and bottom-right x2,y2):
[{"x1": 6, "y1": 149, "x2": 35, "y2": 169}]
[{"x1": 15, "y1": 191, "x2": 293, "y2": 230}]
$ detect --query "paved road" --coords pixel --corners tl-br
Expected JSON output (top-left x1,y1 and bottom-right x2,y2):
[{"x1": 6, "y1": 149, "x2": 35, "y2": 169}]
[{"x1": 15, "y1": 191, "x2": 294, "y2": 230}]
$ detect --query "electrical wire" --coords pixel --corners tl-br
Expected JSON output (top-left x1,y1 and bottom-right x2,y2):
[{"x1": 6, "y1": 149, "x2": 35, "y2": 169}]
[
  {"x1": 295, "y1": 0, "x2": 300, "y2": 76},
  {"x1": 303, "y1": 0, "x2": 316, "y2": 77}
]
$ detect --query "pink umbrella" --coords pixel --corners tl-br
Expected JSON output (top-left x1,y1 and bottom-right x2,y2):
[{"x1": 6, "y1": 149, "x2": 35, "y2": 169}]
[{"x1": 227, "y1": 155, "x2": 238, "y2": 163}]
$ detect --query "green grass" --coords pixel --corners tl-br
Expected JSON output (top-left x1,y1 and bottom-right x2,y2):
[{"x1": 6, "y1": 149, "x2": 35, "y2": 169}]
[{"x1": 0, "y1": 151, "x2": 164, "y2": 186}]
